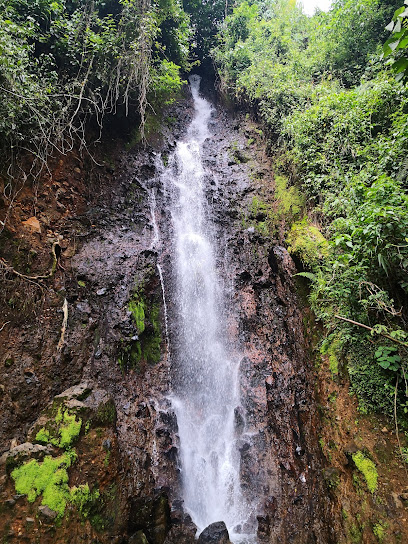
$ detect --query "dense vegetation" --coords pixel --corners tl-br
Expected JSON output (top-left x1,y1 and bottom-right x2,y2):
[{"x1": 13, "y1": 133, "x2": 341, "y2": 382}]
[
  {"x1": 0, "y1": 0, "x2": 191, "y2": 196},
  {"x1": 214, "y1": 0, "x2": 408, "y2": 418}
]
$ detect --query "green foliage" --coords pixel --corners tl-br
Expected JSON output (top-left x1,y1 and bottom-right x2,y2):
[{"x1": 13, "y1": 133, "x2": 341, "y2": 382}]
[
  {"x1": 0, "y1": 0, "x2": 191, "y2": 197},
  {"x1": 214, "y1": 0, "x2": 408, "y2": 419},
  {"x1": 383, "y1": 2, "x2": 408, "y2": 82},
  {"x1": 352, "y1": 451, "x2": 378, "y2": 493},
  {"x1": 375, "y1": 345, "x2": 401, "y2": 371},
  {"x1": 184, "y1": 0, "x2": 228, "y2": 63}
]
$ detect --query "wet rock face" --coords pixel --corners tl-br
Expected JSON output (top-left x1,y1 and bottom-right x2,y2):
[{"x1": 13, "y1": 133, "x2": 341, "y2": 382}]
[
  {"x1": 128, "y1": 494, "x2": 172, "y2": 544},
  {"x1": 0, "y1": 95, "x2": 193, "y2": 542}
]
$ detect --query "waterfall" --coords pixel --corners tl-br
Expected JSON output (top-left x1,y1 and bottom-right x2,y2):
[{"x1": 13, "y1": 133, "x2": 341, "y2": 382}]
[{"x1": 160, "y1": 75, "x2": 254, "y2": 541}]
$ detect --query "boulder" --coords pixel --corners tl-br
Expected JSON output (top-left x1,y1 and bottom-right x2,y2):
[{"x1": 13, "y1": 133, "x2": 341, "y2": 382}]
[
  {"x1": 22, "y1": 217, "x2": 41, "y2": 234},
  {"x1": 163, "y1": 525, "x2": 196, "y2": 544},
  {"x1": 0, "y1": 442, "x2": 50, "y2": 473},
  {"x1": 198, "y1": 522, "x2": 231, "y2": 544},
  {"x1": 128, "y1": 494, "x2": 171, "y2": 544},
  {"x1": 38, "y1": 504, "x2": 58, "y2": 521}
]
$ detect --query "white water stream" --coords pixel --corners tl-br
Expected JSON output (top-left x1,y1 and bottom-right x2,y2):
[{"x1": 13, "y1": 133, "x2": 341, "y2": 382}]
[{"x1": 159, "y1": 76, "x2": 254, "y2": 540}]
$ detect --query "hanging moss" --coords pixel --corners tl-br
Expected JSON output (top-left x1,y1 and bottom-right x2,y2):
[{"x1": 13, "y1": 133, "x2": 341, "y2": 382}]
[
  {"x1": 120, "y1": 287, "x2": 162, "y2": 371},
  {"x1": 128, "y1": 299, "x2": 146, "y2": 333},
  {"x1": 352, "y1": 451, "x2": 378, "y2": 493}
]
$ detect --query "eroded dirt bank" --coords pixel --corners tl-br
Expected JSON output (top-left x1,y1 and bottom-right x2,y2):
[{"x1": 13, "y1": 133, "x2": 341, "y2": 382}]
[{"x1": 0, "y1": 84, "x2": 407, "y2": 544}]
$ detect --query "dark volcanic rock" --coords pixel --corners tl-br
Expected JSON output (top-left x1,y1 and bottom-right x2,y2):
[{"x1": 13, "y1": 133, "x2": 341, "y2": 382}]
[{"x1": 198, "y1": 522, "x2": 231, "y2": 544}]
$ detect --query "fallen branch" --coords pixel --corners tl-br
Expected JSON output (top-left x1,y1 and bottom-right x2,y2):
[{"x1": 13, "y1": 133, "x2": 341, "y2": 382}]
[
  {"x1": 334, "y1": 315, "x2": 408, "y2": 348},
  {"x1": 0, "y1": 241, "x2": 59, "y2": 282},
  {"x1": 57, "y1": 298, "x2": 68, "y2": 352}
]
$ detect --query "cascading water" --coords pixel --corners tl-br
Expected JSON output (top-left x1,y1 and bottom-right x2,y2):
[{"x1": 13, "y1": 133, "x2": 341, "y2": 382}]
[{"x1": 159, "y1": 75, "x2": 255, "y2": 541}]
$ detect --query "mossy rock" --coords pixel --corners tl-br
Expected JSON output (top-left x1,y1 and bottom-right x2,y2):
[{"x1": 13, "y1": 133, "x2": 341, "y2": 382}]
[
  {"x1": 28, "y1": 384, "x2": 116, "y2": 444},
  {"x1": 1, "y1": 443, "x2": 50, "y2": 474},
  {"x1": 121, "y1": 286, "x2": 162, "y2": 372},
  {"x1": 286, "y1": 218, "x2": 329, "y2": 269},
  {"x1": 352, "y1": 451, "x2": 378, "y2": 493}
]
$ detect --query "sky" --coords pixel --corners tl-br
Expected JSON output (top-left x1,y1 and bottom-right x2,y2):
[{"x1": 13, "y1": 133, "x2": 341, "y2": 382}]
[{"x1": 300, "y1": 0, "x2": 332, "y2": 16}]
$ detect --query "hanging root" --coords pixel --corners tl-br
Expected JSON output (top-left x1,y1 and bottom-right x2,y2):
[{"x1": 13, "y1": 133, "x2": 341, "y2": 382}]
[
  {"x1": 0, "y1": 241, "x2": 60, "y2": 282},
  {"x1": 0, "y1": 321, "x2": 10, "y2": 333},
  {"x1": 57, "y1": 298, "x2": 68, "y2": 352}
]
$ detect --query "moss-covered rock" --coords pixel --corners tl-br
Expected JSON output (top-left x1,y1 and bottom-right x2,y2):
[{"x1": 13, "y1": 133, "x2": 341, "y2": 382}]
[
  {"x1": 352, "y1": 451, "x2": 378, "y2": 493},
  {"x1": 120, "y1": 284, "x2": 162, "y2": 372},
  {"x1": 286, "y1": 218, "x2": 329, "y2": 269}
]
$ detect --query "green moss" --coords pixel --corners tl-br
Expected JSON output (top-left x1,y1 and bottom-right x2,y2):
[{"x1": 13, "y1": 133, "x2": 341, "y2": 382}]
[
  {"x1": 34, "y1": 408, "x2": 81, "y2": 450},
  {"x1": 274, "y1": 175, "x2": 305, "y2": 218},
  {"x1": 118, "y1": 340, "x2": 142, "y2": 372},
  {"x1": 11, "y1": 452, "x2": 98, "y2": 519},
  {"x1": 246, "y1": 196, "x2": 277, "y2": 237},
  {"x1": 35, "y1": 427, "x2": 51, "y2": 444},
  {"x1": 96, "y1": 399, "x2": 116, "y2": 425},
  {"x1": 11, "y1": 454, "x2": 73, "y2": 516},
  {"x1": 129, "y1": 299, "x2": 146, "y2": 333},
  {"x1": 349, "y1": 523, "x2": 363, "y2": 544},
  {"x1": 70, "y1": 483, "x2": 100, "y2": 517},
  {"x1": 103, "y1": 451, "x2": 111, "y2": 467},
  {"x1": 373, "y1": 522, "x2": 387, "y2": 542},
  {"x1": 90, "y1": 513, "x2": 107, "y2": 531},
  {"x1": 144, "y1": 303, "x2": 161, "y2": 365},
  {"x1": 286, "y1": 218, "x2": 329, "y2": 269},
  {"x1": 55, "y1": 406, "x2": 63, "y2": 425},
  {"x1": 121, "y1": 290, "x2": 162, "y2": 371},
  {"x1": 320, "y1": 335, "x2": 343, "y2": 377},
  {"x1": 352, "y1": 451, "x2": 378, "y2": 493}
]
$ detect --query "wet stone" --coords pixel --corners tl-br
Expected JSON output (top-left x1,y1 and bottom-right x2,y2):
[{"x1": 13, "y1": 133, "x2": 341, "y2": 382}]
[
  {"x1": 198, "y1": 522, "x2": 231, "y2": 544},
  {"x1": 128, "y1": 531, "x2": 149, "y2": 544},
  {"x1": 39, "y1": 504, "x2": 58, "y2": 521}
]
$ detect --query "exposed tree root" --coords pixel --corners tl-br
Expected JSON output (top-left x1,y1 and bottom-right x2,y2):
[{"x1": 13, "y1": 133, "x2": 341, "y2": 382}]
[
  {"x1": 57, "y1": 298, "x2": 68, "y2": 352},
  {"x1": 0, "y1": 241, "x2": 59, "y2": 282}
]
